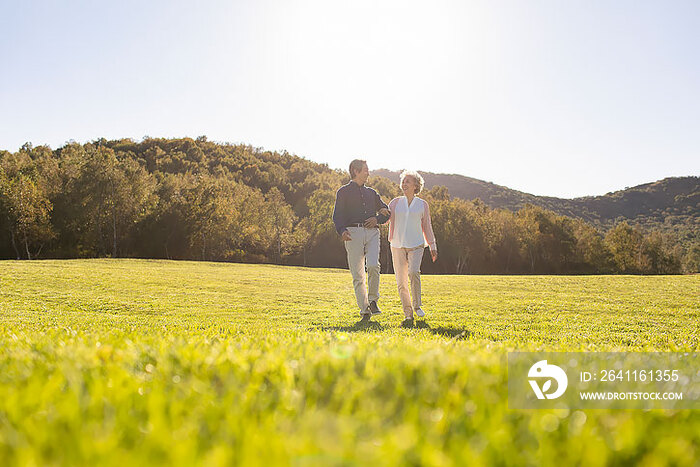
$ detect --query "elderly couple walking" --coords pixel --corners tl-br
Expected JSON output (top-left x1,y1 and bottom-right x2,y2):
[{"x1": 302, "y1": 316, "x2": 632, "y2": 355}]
[{"x1": 332, "y1": 159, "x2": 438, "y2": 328}]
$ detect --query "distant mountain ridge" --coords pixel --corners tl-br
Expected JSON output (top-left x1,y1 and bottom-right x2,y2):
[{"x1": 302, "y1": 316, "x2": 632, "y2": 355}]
[{"x1": 372, "y1": 169, "x2": 699, "y2": 236}]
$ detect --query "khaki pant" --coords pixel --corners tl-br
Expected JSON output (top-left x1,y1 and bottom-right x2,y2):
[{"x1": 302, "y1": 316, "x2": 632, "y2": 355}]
[
  {"x1": 391, "y1": 246, "x2": 424, "y2": 318},
  {"x1": 344, "y1": 227, "x2": 381, "y2": 313}
]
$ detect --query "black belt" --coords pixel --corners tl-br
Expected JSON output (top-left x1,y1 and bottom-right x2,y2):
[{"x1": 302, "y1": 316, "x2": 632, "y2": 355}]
[{"x1": 347, "y1": 223, "x2": 377, "y2": 228}]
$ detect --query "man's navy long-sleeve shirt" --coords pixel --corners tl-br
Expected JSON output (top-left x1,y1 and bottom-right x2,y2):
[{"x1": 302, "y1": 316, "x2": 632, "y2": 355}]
[{"x1": 332, "y1": 181, "x2": 390, "y2": 235}]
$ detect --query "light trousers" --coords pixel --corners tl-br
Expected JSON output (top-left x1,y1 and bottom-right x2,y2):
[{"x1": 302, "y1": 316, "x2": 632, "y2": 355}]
[
  {"x1": 344, "y1": 227, "x2": 381, "y2": 312},
  {"x1": 391, "y1": 246, "x2": 424, "y2": 319}
]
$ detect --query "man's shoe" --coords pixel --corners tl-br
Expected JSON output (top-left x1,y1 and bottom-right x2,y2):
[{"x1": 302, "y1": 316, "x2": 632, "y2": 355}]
[
  {"x1": 401, "y1": 318, "x2": 414, "y2": 328},
  {"x1": 360, "y1": 313, "x2": 372, "y2": 323},
  {"x1": 368, "y1": 301, "x2": 381, "y2": 316},
  {"x1": 415, "y1": 307, "x2": 425, "y2": 318}
]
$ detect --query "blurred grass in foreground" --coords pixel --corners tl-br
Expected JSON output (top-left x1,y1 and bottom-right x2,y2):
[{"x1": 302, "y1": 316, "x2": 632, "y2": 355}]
[{"x1": 0, "y1": 259, "x2": 698, "y2": 466}]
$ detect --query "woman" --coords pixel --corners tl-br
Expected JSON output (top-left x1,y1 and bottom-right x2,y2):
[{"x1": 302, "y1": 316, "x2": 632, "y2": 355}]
[{"x1": 388, "y1": 170, "x2": 438, "y2": 327}]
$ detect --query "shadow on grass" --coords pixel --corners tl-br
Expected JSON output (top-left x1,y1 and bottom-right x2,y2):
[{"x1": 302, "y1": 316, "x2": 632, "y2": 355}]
[
  {"x1": 413, "y1": 320, "x2": 473, "y2": 340},
  {"x1": 319, "y1": 318, "x2": 472, "y2": 339},
  {"x1": 321, "y1": 318, "x2": 385, "y2": 333}
]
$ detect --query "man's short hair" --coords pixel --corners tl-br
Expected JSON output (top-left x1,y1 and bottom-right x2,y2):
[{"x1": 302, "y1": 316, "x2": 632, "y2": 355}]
[
  {"x1": 400, "y1": 170, "x2": 425, "y2": 194},
  {"x1": 349, "y1": 159, "x2": 367, "y2": 179}
]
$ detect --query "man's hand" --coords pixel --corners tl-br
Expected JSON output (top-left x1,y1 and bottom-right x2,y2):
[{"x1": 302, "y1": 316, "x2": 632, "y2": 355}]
[
  {"x1": 341, "y1": 230, "x2": 352, "y2": 241},
  {"x1": 378, "y1": 207, "x2": 390, "y2": 217},
  {"x1": 363, "y1": 217, "x2": 378, "y2": 228},
  {"x1": 431, "y1": 250, "x2": 438, "y2": 262}
]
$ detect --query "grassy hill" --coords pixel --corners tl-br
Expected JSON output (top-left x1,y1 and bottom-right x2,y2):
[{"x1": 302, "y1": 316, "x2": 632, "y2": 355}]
[
  {"x1": 1, "y1": 259, "x2": 698, "y2": 465},
  {"x1": 373, "y1": 169, "x2": 699, "y2": 236}
]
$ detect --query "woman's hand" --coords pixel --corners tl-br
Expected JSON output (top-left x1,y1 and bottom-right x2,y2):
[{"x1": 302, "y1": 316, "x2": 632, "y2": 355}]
[
  {"x1": 378, "y1": 207, "x2": 390, "y2": 217},
  {"x1": 431, "y1": 250, "x2": 438, "y2": 262}
]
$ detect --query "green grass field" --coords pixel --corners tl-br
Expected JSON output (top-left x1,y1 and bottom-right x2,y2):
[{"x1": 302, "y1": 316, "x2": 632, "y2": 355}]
[{"x1": 1, "y1": 259, "x2": 698, "y2": 466}]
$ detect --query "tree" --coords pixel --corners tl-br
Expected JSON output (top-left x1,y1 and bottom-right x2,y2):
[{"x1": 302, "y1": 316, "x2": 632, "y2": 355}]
[
  {"x1": 640, "y1": 231, "x2": 681, "y2": 274},
  {"x1": 572, "y1": 220, "x2": 612, "y2": 273},
  {"x1": 682, "y1": 241, "x2": 700, "y2": 273},
  {"x1": 516, "y1": 205, "x2": 545, "y2": 273},
  {"x1": 185, "y1": 174, "x2": 271, "y2": 262},
  {"x1": 0, "y1": 169, "x2": 54, "y2": 259},
  {"x1": 515, "y1": 205, "x2": 577, "y2": 273},
  {"x1": 263, "y1": 187, "x2": 297, "y2": 263},
  {"x1": 292, "y1": 190, "x2": 341, "y2": 267},
  {"x1": 483, "y1": 209, "x2": 522, "y2": 273},
  {"x1": 73, "y1": 147, "x2": 157, "y2": 257},
  {"x1": 605, "y1": 222, "x2": 643, "y2": 274},
  {"x1": 137, "y1": 172, "x2": 194, "y2": 259},
  {"x1": 431, "y1": 198, "x2": 487, "y2": 274}
]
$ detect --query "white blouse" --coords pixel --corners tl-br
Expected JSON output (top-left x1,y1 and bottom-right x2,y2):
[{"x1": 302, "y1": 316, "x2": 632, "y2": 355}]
[{"x1": 388, "y1": 196, "x2": 437, "y2": 251}]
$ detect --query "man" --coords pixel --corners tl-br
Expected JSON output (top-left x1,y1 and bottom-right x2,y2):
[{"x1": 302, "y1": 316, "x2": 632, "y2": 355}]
[{"x1": 332, "y1": 159, "x2": 390, "y2": 321}]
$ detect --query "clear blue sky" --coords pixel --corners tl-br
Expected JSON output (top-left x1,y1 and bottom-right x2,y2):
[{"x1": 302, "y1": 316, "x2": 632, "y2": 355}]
[{"x1": 1, "y1": 0, "x2": 698, "y2": 198}]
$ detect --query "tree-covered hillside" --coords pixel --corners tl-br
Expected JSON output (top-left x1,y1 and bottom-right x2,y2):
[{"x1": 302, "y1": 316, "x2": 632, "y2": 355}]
[
  {"x1": 1, "y1": 138, "x2": 696, "y2": 273},
  {"x1": 373, "y1": 169, "x2": 699, "y2": 250}
]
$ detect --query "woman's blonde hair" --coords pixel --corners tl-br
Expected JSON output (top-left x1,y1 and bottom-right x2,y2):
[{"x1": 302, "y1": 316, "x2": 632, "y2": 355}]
[{"x1": 399, "y1": 170, "x2": 424, "y2": 194}]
